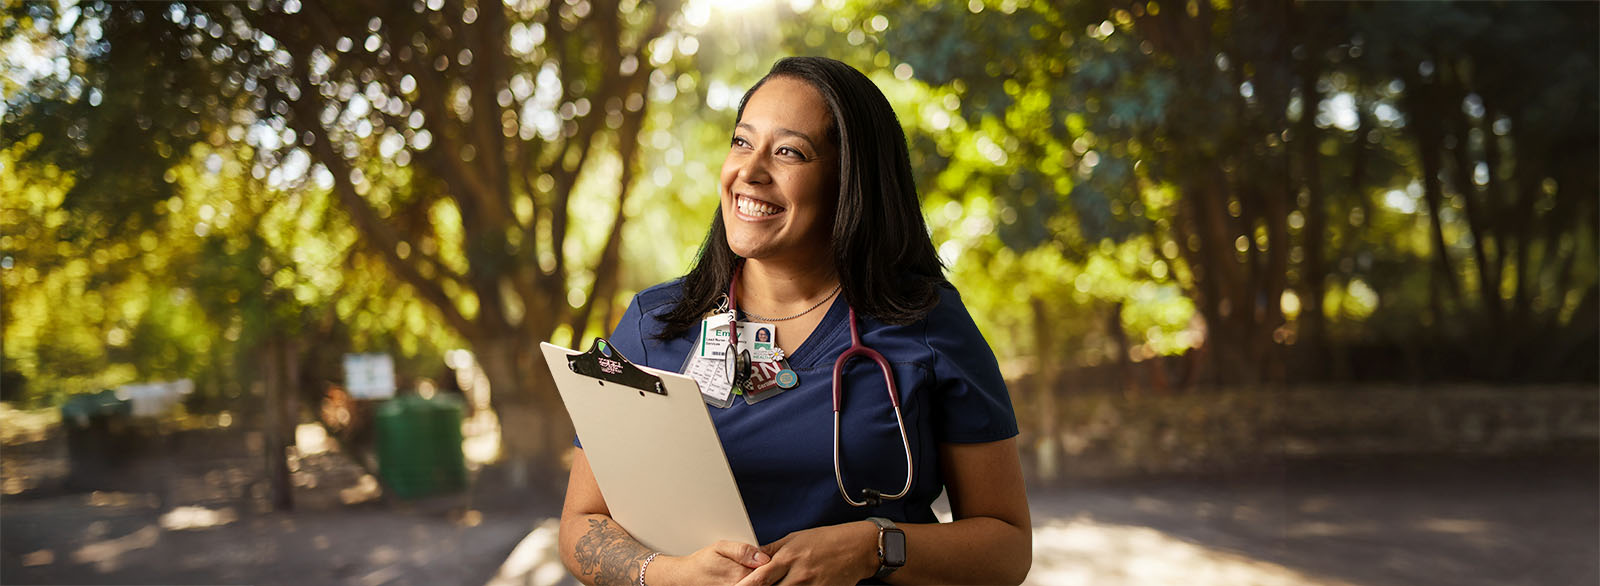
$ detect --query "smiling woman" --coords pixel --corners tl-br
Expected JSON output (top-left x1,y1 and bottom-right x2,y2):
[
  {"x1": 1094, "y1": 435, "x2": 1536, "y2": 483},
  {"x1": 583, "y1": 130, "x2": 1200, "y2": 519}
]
[
  {"x1": 720, "y1": 77, "x2": 839, "y2": 267},
  {"x1": 558, "y1": 57, "x2": 1031, "y2": 586}
]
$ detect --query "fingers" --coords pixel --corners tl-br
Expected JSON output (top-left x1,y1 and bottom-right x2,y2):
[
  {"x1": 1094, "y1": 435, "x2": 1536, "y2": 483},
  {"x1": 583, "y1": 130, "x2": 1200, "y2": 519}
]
[
  {"x1": 733, "y1": 559, "x2": 788, "y2": 586},
  {"x1": 712, "y1": 540, "x2": 771, "y2": 568},
  {"x1": 758, "y1": 535, "x2": 791, "y2": 558}
]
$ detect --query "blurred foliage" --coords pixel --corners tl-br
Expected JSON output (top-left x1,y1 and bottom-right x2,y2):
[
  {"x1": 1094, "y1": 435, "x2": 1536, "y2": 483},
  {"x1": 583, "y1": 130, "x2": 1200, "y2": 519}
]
[
  {"x1": 2, "y1": 0, "x2": 1595, "y2": 437},
  {"x1": 798, "y1": 0, "x2": 1597, "y2": 384}
]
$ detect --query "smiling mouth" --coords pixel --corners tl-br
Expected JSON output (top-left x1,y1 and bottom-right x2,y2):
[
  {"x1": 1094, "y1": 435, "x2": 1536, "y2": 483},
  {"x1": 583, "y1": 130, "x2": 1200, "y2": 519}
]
[{"x1": 736, "y1": 194, "x2": 786, "y2": 217}]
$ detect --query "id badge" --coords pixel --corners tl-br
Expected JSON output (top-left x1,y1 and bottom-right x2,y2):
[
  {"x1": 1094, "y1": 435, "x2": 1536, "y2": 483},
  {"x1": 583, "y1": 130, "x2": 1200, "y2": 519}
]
[
  {"x1": 739, "y1": 322, "x2": 778, "y2": 363},
  {"x1": 686, "y1": 314, "x2": 737, "y2": 408}
]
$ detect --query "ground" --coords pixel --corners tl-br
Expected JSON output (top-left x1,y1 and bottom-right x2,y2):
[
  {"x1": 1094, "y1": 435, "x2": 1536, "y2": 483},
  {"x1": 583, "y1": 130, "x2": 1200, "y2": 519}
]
[
  {"x1": 2, "y1": 415, "x2": 556, "y2": 586},
  {"x1": 2, "y1": 408, "x2": 1596, "y2": 586}
]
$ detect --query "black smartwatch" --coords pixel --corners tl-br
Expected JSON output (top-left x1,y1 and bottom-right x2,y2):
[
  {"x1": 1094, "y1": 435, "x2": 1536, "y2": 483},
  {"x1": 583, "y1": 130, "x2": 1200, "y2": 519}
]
[{"x1": 867, "y1": 517, "x2": 906, "y2": 580}]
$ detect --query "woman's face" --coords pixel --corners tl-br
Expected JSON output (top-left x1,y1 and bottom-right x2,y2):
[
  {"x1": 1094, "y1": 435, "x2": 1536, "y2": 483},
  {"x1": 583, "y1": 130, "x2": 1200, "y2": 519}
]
[{"x1": 719, "y1": 76, "x2": 839, "y2": 263}]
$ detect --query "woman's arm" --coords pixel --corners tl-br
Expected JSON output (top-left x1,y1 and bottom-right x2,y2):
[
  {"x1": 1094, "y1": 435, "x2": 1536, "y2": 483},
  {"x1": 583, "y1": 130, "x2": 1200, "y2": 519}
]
[
  {"x1": 737, "y1": 437, "x2": 1032, "y2": 585},
  {"x1": 559, "y1": 448, "x2": 770, "y2": 586},
  {"x1": 559, "y1": 448, "x2": 655, "y2": 585},
  {"x1": 891, "y1": 437, "x2": 1032, "y2": 583}
]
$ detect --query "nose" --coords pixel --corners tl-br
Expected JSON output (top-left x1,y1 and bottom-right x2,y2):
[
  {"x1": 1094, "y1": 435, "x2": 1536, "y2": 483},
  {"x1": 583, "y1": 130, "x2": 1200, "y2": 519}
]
[{"x1": 736, "y1": 150, "x2": 771, "y2": 185}]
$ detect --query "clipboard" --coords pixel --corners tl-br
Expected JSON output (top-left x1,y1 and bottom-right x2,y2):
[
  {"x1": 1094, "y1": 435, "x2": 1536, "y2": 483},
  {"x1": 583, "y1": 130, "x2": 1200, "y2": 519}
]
[{"x1": 542, "y1": 339, "x2": 757, "y2": 556}]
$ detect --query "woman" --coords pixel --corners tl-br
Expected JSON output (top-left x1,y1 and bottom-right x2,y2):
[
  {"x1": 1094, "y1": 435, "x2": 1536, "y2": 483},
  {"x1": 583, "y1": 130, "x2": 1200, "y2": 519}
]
[{"x1": 558, "y1": 57, "x2": 1030, "y2": 585}]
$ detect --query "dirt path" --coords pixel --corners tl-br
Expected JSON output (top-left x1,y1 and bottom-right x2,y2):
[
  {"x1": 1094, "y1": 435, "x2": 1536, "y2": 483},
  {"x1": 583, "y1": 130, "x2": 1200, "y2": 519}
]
[
  {"x1": 1023, "y1": 448, "x2": 1599, "y2": 586},
  {"x1": 2, "y1": 426, "x2": 556, "y2": 586},
  {"x1": 5, "y1": 422, "x2": 1595, "y2": 586}
]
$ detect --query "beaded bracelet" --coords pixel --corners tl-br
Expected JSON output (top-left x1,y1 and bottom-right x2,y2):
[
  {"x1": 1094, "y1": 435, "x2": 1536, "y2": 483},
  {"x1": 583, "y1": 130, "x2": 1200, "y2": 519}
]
[{"x1": 637, "y1": 551, "x2": 660, "y2": 586}]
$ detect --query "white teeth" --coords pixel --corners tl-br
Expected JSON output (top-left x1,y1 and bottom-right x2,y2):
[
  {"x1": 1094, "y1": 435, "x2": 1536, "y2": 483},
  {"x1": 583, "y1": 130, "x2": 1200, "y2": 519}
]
[{"x1": 737, "y1": 196, "x2": 781, "y2": 216}]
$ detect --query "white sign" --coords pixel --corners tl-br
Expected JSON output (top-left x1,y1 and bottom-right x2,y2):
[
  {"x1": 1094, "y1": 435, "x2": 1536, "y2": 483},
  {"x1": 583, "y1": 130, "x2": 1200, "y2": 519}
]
[
  {"x1": 344, "y1": 353, "x2": 397, "y2": 399},
  {"x1": 115, "y1": 379, "x2": 195, "y2": 418}
]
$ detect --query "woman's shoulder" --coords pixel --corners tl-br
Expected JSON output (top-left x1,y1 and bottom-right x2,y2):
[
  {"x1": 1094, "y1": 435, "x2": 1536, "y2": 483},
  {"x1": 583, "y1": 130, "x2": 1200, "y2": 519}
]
[
  {"x1": 919, "y1": 283, "x2": 990, "y2": 349},
  {"x1": 926, "y1": 282, "x2": 975, "y2": 324},
  {"x1": 867, "y1": 283, "x2": 979, "y2": 352},
  {"x1": 629, "y1": 279, "x2": 687, "y2": 316}
]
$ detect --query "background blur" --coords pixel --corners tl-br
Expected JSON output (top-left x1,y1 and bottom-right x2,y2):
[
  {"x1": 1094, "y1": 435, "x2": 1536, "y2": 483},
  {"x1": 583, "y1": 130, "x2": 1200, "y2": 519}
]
[{"x1": 2, "y1": 0, "x2": 1595, "y2": 585}]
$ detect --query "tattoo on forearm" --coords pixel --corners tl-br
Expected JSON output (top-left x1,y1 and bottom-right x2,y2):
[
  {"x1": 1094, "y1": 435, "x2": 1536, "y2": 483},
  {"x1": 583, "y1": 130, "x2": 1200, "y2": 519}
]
[{"x1": 573, "y1": 517, "x2": 652, "y2": 586}]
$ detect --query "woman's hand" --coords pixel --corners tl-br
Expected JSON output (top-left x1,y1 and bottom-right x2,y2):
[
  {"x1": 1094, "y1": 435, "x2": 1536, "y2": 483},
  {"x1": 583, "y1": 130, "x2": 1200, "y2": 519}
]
[
  {"x1": 734, "y1": 521, "x2": 878, "y2": 586},
  {"x1": 649, "y1": 540, "x2": 770, "y2": 586}
]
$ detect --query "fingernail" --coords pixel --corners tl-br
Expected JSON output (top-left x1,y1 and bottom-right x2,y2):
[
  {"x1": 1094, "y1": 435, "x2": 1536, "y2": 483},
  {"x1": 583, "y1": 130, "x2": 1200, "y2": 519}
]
[{"x1": 753, "y1": 552, "x2": 770, "y2": 564}]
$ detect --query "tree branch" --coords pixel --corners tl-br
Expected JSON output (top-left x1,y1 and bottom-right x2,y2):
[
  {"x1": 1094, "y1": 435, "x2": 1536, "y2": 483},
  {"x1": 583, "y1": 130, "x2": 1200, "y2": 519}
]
[{"x1": 288, "y1": 96, "x2": 478, "y2": 339}]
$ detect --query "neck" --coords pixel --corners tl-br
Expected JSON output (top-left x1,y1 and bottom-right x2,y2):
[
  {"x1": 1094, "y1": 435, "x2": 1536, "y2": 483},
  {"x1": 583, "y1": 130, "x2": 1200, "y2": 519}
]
[{"x1": 737, "y1": 257, "x2": 839, "y2": 314}]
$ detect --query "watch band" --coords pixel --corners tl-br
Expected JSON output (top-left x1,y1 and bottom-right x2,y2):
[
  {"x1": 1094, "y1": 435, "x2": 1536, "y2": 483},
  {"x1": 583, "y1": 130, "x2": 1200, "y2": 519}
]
[{"x1": 867, "y1": 517, "x2": 905, "y2": 580}]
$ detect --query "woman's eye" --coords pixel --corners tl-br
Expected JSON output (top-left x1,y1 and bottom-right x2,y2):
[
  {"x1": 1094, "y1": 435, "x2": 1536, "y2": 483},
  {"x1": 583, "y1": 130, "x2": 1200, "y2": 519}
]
[
  {"x1": 777, "y1": 146, "x2": 805, "y2": 159},
  {"x1": 731, "y1": 136, "x2": 750, "y2": 148}
]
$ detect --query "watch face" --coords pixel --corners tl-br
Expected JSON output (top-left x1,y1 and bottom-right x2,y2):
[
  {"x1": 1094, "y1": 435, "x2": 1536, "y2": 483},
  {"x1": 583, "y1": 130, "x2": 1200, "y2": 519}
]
[{"x1": 881, "y1": 529, "x2": 907, "y2": 567}]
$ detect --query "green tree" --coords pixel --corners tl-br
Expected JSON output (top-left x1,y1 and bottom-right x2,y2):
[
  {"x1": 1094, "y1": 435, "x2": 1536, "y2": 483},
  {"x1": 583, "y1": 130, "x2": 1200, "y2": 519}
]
[
  {"x1": 872, "y1": 0, "x2": 1596, "y2": 383},
  {"x1": 4, "y1": 0, "x2": 694, "y2": 470}
]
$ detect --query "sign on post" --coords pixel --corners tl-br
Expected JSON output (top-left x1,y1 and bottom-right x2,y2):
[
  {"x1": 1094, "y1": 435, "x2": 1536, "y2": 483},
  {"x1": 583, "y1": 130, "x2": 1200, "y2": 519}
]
[{"x1": 344, "y1": 353, "x2": 397, "y2": 399}]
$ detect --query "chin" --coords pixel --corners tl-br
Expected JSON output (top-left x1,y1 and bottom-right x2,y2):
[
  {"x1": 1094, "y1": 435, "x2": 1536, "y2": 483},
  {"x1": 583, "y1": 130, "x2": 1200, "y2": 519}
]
[{"x1": 727, "y1": 242, "x2": 766, "y2": 260}]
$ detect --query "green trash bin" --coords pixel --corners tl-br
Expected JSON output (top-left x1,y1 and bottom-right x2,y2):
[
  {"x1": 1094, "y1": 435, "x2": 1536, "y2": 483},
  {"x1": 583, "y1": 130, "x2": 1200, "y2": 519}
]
[
  {"x1": 61, "y1": 390, "x2": 135, "y2": 487},
  {"x1": 374, "y1": 394, "x2": 467, "y2": 499}
]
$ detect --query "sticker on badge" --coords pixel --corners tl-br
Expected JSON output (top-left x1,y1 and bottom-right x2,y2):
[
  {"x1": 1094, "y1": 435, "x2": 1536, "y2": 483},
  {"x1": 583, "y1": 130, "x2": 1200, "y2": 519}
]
[{"x1": 742, "y1": 358, "x2": 796, "y2": 405}]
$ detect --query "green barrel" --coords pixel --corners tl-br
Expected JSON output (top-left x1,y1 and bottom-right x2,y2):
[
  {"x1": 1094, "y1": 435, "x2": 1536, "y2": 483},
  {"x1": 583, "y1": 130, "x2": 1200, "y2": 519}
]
[
  {"x1": 374, "y1": 394, "x2": 468, "y2": 499},
  {"x1": 60, "y1": 390, "x2": 135, "y2": 487}
]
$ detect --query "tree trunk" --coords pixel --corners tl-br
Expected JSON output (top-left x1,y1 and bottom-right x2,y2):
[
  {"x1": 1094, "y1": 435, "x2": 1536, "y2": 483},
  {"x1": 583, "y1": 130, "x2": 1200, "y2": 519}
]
[
  {"x1": 1443, "y1": 75, "x2": 1504, "y2": 340},
  {"x1": 1108, "y1": 302, "x2": 1136, "y2": 395},
  {"x1": 261, "y1": 338, "x2": 295, "y2": 512},
  {"x1": 473, "y1": 334, "x2": 575, "y2": 488},
  {"x1": 1297, "y1": 65, "x2": 1329, "y2": 380},
  {"x1": 1508, "y1": 127, "x2": 1543, "y2": 328},
  {"x1": 1029, "y1": 299, "x2": 1060, "y2": 485},
  {"x1": 1412, "y1": 95, "x2": 1461, "y2": 326}
]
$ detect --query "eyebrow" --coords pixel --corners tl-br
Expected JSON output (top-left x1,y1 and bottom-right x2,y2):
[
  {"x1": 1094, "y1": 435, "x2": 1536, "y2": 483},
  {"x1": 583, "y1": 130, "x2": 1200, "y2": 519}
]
[{"x1": 736, "y1": 122, "x2": 820, "y2": 152}]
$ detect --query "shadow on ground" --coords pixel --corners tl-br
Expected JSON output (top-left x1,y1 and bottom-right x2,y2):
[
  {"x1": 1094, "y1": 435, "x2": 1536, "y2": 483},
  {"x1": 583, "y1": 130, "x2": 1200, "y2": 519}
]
[
  {"x1": 1025, "y1": 444, "x2": 1599, "y2": 586},
  {"x1": 5, "y1": 422, "x2": 1596, "y2": 586},
  {"x1": 1, "y1": 426, "x2": 558, "y2": 586}
]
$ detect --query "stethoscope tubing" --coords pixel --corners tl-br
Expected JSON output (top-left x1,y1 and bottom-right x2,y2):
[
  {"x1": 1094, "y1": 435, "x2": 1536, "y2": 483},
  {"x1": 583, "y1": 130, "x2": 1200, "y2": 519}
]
[
  {"x1": 726, "y1": 261, "x2": 916, "y2": 508},
  {"x1": 831, "y1": 307, "x2": 914, "y2": 506}
]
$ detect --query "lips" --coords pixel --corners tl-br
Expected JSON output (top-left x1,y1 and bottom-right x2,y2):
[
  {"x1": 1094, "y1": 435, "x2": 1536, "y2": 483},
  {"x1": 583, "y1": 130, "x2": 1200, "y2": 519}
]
[{"x1": 735, "y1": 194, "x2": 786, "y2": 217}]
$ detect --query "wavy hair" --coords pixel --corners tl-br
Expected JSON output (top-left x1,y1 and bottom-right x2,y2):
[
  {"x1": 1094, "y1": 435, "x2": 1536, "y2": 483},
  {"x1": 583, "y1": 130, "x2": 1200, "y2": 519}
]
[{"x1": 656, "y1": 56, "x2": 947, "y2": 341}]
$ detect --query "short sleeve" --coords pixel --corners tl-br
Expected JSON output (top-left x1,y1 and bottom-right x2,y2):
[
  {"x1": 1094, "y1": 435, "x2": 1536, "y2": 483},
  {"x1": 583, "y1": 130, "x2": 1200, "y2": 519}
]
[
  {"x1": 605, "y1": 294, "x2": 650, "y2": 367},
  {"x1": 576, "y1": 294, "x2": 648, "y2": 449},
  {"x1": 927, "y1": 290, "x2": 1020, "y2": 444}
]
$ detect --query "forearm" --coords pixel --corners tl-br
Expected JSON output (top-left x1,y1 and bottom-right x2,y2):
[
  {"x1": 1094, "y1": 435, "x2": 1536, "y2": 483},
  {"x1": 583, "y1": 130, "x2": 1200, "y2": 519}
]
[
  {"x1": 559, "y1": 513, "x2": 654, "y2": 586},
  {"x1": 890, "y1": 516, "x2": 1031, "y2": 585}
]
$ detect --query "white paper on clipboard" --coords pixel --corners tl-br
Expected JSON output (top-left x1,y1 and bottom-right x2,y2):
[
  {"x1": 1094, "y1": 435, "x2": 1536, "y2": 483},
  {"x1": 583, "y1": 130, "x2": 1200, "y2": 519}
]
[{"x1": 541, "y1": 341, "x2": 756, "y2": 556}]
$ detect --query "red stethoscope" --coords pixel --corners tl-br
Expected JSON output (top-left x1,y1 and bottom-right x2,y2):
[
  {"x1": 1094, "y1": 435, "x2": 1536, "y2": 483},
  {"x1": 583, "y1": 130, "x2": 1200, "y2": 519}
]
[{"x1": 727, "y1": 262, "x2": 915, "y2": 507}]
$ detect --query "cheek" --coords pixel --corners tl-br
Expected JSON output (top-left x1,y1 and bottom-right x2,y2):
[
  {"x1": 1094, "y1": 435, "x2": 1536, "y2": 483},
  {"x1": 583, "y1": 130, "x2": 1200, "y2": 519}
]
[
  {"x1": 800, "y1": 170, "x2": 839, "y2": 216},
  {"x1": 718, "y1": 158, "x2": 740, "y2": 196},
  {"x1": 717, "y1": 170, "x2": 732, "y2": 198}
]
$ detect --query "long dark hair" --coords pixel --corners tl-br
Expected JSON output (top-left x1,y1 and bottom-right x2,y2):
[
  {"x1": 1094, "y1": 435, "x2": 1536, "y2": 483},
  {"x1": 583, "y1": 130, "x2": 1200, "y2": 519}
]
[{"x1": 657, "y1": 57, "x2": 948, "y2": 341}]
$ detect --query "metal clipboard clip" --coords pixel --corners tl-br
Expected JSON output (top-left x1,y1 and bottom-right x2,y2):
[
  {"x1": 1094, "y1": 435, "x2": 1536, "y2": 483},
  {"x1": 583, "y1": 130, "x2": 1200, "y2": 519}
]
[{"x1": 567, "y1": 338, "x2": 667, "y2": 396}]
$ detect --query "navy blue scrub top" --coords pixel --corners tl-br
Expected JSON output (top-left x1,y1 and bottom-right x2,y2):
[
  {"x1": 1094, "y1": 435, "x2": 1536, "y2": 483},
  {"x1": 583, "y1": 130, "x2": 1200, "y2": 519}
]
[{"x1": 595, "y1": 280, "x2": 1018, "y2": 545}]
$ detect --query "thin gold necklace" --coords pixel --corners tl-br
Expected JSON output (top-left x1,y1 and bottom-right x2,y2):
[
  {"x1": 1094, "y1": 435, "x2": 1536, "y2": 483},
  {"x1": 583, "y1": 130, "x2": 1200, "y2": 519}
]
[{"x1": 740, "y1": 284, "x2": 841, "y2": 322}]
